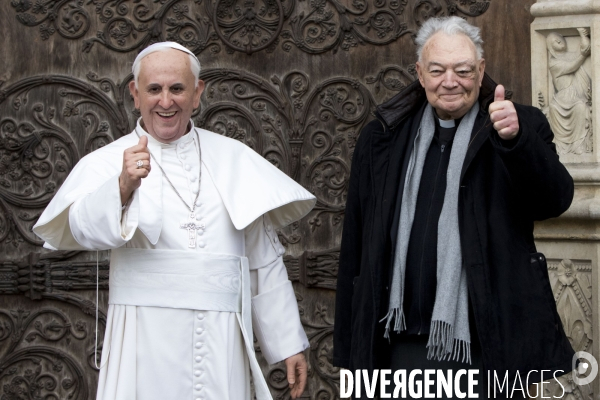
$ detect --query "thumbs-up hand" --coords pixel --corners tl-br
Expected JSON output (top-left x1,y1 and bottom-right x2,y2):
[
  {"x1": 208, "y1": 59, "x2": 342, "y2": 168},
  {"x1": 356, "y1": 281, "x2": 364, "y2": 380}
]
[
  {"x1": 489, "y1": 84, "x2": 519, "y2": 140},
  {"x1": 119, "y1": 135, "x2": 151, "y2": 206}
]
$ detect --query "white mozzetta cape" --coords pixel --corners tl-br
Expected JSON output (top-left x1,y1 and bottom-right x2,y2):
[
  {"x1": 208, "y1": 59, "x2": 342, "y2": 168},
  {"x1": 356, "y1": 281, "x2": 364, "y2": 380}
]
[
  {"x1": 33, "y1": 122, "x2": 316, "y2": 400},
  {"x1": 34, "y1": 125, "x2": 316, "y2": 250}
]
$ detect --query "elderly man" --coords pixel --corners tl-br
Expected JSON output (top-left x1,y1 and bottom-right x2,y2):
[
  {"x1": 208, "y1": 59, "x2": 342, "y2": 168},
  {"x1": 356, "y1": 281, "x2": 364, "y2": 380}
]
[
  {"x1": 33, "y1": 42, "x2": 315, "y2": 400},
  {"x1": 334, "y1": 17, "x2": 575, "y2": 398}
]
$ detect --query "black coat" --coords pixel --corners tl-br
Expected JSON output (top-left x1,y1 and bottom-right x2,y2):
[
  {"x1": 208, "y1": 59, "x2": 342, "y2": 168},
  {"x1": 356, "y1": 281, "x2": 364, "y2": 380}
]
[{"x1": 333, "y1": 74, "x2": 575, "y2": 382}]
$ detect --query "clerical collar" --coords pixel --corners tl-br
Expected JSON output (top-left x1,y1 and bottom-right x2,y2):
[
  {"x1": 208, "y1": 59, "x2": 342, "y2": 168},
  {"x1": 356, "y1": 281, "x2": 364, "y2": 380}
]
[
  {"x1": 438, "y1": 118, "x2": 456, "y2": 128},
  {"x1": 135, "y1": 118, "x2": 196, "y2": 147}
]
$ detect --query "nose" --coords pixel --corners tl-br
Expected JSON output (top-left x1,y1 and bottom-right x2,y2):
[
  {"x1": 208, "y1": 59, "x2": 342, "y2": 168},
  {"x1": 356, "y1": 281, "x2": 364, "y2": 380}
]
[
  {"x1": 158, "y1": 90, "x2": 173, "y2": 109},
  {"x1": 441, "y1": 70, "x2": 459, "y2": 89}
]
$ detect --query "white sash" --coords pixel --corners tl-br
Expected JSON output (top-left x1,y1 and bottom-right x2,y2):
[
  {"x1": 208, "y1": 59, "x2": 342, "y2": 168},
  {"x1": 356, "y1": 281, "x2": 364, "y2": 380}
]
[{"x1": 109, "y1": 248, "x2": 273, "y2": 400}]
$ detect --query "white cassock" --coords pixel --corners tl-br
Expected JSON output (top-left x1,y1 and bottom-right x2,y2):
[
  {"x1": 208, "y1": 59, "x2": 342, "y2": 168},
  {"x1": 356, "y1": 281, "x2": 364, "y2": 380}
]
[{"x1": 33, "y1": 120, "x2": 316, "y2": 400}]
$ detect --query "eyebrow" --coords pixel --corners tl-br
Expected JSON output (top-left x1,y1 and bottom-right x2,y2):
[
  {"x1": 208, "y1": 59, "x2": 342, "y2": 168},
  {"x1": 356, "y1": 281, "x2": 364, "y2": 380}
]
[
  {"x1": 427, "y1": 60, "x2": 476, "y2": 68},
  {"x1": 145, "y1": 82, "x2": 186, "y2": 89}
]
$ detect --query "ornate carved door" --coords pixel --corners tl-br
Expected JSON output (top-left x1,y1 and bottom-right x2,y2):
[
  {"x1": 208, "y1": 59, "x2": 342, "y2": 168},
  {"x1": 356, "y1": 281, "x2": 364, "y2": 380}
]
[{"x1": 0, "y1": 1, "x2": 537, "y2": 398}]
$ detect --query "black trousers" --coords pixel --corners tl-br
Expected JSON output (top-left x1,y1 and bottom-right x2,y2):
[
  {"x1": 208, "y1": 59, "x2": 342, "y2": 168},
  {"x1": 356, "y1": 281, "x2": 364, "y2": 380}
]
[
  {"x1": 352, "y1": 335, "x2": 527, "y2": 400},
  {"x1": 388, "y1": 334, "x2": 484, "y2": 399}
]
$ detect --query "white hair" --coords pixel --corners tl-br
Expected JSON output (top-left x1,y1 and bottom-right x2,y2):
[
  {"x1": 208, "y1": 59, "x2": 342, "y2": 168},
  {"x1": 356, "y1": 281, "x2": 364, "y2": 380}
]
[
  {"x1": 415, "y1": 17, "x2": 484, "y2": 61},
  {"x1": 132, "y1": 41, "x2": 201, "y2": 88}
]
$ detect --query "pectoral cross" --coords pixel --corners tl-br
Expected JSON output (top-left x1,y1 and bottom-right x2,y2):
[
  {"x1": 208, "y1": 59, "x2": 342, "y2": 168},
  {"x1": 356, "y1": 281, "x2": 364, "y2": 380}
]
[{"x1": 180, "y1": 213, "x2": 205, "y2": 248}]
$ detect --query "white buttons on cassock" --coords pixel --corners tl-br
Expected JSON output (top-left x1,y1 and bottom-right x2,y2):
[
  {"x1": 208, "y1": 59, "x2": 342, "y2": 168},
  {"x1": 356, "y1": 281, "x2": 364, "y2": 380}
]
[
  {"x1": 197, "y1": 230, "x2": 204, "y2": 236},
  {"x1": 193, "y1": 308, "x2": 205, "y2": 396},
  {"x1": 190, "y1": 175, "x2": 197, "y2": 182},
  {"x1": 278, "y1": 247, "x2": 285, "y2": 256},
  {"x1": 267, "y1": 224, "x2": 272, "y2": 231},
  {"x1": 179, "y1": 143, "x2": 186, "y2": 149},
  {"x1": 196, "y1": 214, "x2": 202, "y2": 221},
  {"x1": 198, "y1": 241, "x2": 206, "y2": 248},
  {"x1": 191, "y1": 186, "x2": 199, "y2": 194},
  {"x1": 195, "y1": 200, "x2": 202, "y2": 207},
  {"x1": 180, "y1": 154, "x2": 187, "y2": 160},
  {"x1": 185, "y1": 164, "x2": 191, "y2": 171}
]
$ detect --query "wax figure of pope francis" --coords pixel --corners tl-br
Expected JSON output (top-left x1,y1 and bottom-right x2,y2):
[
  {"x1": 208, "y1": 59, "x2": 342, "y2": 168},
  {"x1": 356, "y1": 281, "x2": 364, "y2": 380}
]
[{"x1": 33, "y1": 42, "x2": 316, "y2": 400}]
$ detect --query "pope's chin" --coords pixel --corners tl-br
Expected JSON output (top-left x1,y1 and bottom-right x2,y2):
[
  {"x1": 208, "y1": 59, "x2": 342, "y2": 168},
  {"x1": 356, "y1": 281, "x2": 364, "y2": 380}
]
[{"x1": 146, "y1": 121, "x2": 188, "y2": 143}]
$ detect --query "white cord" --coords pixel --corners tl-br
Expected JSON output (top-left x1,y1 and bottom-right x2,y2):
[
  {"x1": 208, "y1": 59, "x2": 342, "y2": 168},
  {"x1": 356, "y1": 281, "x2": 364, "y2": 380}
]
[
  {"x1": 94, "y1": 250, "x2": 109, "y2": 370},
  {"x1": 95, "y1": 250, "x2": 100, "y2": 369}
]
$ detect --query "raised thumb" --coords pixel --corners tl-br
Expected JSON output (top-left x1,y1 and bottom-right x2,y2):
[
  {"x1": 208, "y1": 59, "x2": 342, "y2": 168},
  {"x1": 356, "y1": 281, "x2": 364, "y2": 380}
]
[
  {"x1": 494, "y1": 84, "x2": 505, "y2": 102},
  {"x1": 138, "y1": 135, "x2": 148, "y2": 147}
]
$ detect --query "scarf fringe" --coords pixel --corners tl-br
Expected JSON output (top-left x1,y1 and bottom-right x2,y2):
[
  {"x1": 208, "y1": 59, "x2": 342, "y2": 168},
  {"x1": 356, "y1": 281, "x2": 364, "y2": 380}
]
[
  {"x1": 381, "y1": 307, "x2": 406, "y2": 340},
  {"x1": 426, "y1": 321, "x2": 471, "y2": 364}
]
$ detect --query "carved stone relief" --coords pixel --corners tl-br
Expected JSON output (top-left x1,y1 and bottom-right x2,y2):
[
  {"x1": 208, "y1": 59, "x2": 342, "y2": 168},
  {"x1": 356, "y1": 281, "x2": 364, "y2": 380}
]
[
  {"x1": 8, "y1": 0, "x2": 491, "y2": 55},
  {"x1": 541, "y1": 258, "x2": 593, "y2": 399},
  {"x1": 540, "y1": 28, "x2": 593, "y2": 156},
  {"x1": 0, "y1": 250, "x2": 109, "y2": 400}
]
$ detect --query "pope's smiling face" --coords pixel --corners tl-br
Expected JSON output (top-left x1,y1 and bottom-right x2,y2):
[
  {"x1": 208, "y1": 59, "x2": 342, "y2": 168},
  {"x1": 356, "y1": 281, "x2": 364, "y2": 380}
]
[
  {"x1": 129, "y1": 49, "x2": 204, "y2": 143},
  {"x1": 416, "y1": 32, "x2": 485, "y2": 120}
]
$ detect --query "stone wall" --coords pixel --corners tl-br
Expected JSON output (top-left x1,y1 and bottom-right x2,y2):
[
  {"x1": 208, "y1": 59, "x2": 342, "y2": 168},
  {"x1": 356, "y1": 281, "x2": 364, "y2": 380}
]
[{"x1": 531, "y1": 1, "x2": 600, "y2": 397}]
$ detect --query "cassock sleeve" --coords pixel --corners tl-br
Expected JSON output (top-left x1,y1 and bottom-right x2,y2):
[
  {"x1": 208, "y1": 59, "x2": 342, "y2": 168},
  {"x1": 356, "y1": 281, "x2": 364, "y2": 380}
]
[
  {"x1": 245, "y1": 214, "x2": 309, "y2": 365},
  {"x1": 69, "y1": 173, "x2": 141, "y2": 250}
]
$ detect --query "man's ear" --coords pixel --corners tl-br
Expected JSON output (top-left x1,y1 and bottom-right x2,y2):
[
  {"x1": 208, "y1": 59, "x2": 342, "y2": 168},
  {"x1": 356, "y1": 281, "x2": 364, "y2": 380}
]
[
  {"x1": 416, "y1": 62, "x2": 425, "y2": 87},
  {"x1": 129, "y1": 80, "x2": 140, "y2": 109},
  {"x1": 194, "y1": 80, "x2": 205, "y2": 109},
  {"x1": 478, "y1": 58, "x2": 486, "y2": 87}
]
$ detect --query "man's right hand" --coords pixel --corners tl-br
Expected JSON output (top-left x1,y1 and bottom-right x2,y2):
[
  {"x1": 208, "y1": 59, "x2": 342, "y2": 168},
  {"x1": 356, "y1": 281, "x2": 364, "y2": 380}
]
[{"x1": 119, "y1": 135, "x2": 151, "y2": 205}]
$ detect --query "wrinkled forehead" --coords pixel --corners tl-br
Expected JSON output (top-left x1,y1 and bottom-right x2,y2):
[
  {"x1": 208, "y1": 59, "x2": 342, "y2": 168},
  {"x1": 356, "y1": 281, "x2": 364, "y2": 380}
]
[{"x1": 422, "y1": 32, "x2": 479, "y2": 63}]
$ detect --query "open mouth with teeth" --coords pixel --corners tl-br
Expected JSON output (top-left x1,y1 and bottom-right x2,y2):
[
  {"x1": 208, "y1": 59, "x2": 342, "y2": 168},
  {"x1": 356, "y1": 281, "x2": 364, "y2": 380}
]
[{"x1": 157, "y1": 111, "x2": 177, "y2": 118}]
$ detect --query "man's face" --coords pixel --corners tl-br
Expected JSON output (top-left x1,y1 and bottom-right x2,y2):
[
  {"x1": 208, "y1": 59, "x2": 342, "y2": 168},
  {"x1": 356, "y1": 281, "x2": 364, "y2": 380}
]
[
  {"x1": 416, "y1": 32, "x2": 485, "y2": 120},
  {"x1": 129, "y1": 49, "x2": 204, "y2": 143}
]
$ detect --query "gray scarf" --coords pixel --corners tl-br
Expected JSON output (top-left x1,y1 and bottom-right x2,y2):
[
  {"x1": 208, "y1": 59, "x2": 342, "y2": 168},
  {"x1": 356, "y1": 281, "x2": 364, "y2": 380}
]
[{"x1": 382, "y1": 102, "x2": 479, "y2": 364}]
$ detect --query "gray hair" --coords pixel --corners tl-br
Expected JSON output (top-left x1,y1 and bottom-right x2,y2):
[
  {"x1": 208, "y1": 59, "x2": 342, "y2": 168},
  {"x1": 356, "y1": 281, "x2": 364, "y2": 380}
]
[
  {"x1": 132, "y1": 42, "x2": 201, "y2": 88},
  {"x1": 415, "y1": 17, "x2": 484, "y2": 61}
]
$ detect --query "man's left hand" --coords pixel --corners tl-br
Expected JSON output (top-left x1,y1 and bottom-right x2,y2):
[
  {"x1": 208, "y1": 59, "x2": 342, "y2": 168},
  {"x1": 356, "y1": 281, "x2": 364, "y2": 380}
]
[
  {"x1": 285, "y1": 352, "x2": 307, "y2": 399},
  {"x1": 489, "y1": 84, "x2": 519, "y2": 140}
]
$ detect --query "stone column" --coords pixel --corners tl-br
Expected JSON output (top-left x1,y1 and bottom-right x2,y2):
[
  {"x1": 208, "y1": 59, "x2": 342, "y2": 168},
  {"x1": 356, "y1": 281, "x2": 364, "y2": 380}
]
[{"x1": 531, "y1": 1, "x2": 599, "y2": 398}]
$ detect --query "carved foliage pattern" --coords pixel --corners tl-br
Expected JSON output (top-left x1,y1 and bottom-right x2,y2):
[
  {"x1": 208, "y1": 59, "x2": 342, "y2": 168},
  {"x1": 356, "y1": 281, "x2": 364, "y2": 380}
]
[
  {"x1": 0, "y1": 75, "x2": 130, "y2": 250},
  {"x1": 0, "y1": 303, "x2": 103, "y2": 400},
  {"x1": 0, "y1": 251, "x2": 109, "y2": 399},
  {"x1": 10, "y1": 0, "x2": 490, "y2": 55}
]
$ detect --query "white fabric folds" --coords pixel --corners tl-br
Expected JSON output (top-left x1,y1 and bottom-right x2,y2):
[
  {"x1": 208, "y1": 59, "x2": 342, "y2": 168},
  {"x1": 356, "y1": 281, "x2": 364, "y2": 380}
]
[{"x1": 107, "y1": 248, "x2": 272, "y2": 400}]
